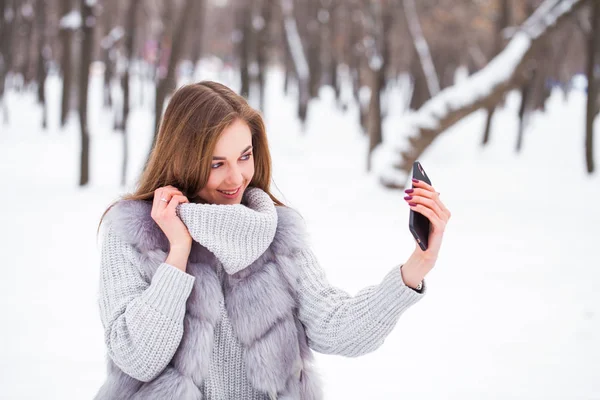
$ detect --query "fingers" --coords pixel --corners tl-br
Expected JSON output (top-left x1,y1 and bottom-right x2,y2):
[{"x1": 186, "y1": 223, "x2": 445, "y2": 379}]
[
  {"x1": 439, "y1": 199, "x2": 451, "y2": 219},
  {"x1": 406, "y1": 179, "x2": 451, "y2": 223},
  {"x1": 409, "y1": 202, "x2": 446, "y2": 232},
  {"x1": 405, "y1": 187, "x2": 450, "y2": 220},
  {"x1": 166, "y1": 195, "x2": 190, "y2": 215},
  {"x1": 152, "y1": 186, "x2": 184, "y2": 216},
  {"x1": 406, "y1": 193, "x2": 445, "y2": 222},
  {"x1": 154, "y1": 186, "x2": 182, "y2": 203},
  {"x1": 411, "y1": 178, "x2": 434, "y2": 192}
]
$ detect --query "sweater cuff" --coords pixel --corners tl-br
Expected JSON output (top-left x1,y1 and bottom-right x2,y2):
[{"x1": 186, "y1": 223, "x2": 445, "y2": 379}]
[
  {"x1": 368, "y1": 265, "x2": 425, "y2": 326},
  {"x1": 142, "y1": 263, "x2": 195, "y2": 319}
]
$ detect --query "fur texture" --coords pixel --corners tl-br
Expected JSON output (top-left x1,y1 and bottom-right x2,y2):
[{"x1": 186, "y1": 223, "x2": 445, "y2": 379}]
[{"x1": 96, "y1": 200, "x2": 322, "y2": 399}]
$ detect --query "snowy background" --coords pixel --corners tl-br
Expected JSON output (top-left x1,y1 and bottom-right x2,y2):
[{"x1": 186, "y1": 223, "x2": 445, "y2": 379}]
[{"x1": 1, "y1": 64, "x2": 599, "y2": 399}]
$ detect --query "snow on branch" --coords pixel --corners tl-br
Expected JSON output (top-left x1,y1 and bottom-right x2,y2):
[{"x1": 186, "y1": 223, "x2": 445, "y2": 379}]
[
  {"x1": 374, "y1": 0, "x2": 589, "y2": 188},
  {"x1": 521, "y1": 0, "x2": 563, "y2": 36},
  {"x1": 60, "y1": 10, "x2": 82, "y2": 30}
]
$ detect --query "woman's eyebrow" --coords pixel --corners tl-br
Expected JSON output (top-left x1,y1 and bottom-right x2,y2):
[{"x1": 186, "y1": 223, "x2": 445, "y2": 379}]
[{"x1": 212, "y1": 145, "x2": 253, "y2": 160}]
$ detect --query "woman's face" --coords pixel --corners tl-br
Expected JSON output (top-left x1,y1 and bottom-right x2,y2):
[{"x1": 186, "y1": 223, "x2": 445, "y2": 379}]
[{"x1": 197, "y1": 119, "x2": 255, "y2": 205}]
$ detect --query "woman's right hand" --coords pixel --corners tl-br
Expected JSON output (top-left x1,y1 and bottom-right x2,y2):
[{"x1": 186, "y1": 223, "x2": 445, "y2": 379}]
[{"x1": 151, "y1": 186, "x2": 192, "y2": 249}]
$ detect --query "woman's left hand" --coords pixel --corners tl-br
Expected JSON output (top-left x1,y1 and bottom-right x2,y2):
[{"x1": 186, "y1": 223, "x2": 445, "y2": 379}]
[{"x1": 404, "y1": 178, "x2": 451, "y2": 262}]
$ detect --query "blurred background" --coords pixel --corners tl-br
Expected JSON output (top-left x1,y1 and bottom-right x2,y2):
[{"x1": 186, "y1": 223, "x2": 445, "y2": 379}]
[{"x1": 1, "y1": 0, "x2": 599, "y2": 399}]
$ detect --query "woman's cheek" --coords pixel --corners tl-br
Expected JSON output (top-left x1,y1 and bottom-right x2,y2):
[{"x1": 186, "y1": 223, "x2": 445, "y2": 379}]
[
  {"x1": 246, "y1": 161, "x2": 255, "y2": 180},
  {"x1": 207, "y1": 170, "x2": 222, "y2": 189}
]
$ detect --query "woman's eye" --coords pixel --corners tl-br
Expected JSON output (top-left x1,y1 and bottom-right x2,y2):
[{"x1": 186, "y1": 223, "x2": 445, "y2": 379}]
[{"x1": 212, "y1": 154, "x2": 251, "y2": 168}]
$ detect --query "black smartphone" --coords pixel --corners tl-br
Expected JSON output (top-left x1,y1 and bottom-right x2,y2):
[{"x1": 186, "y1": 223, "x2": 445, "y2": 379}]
[{"x1": 409, "y1": 161, "x2": 432, "y2": 251}]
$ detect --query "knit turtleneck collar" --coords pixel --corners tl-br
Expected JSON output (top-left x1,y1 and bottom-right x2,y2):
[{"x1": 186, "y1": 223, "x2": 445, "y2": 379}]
[{"x1": 176, "y1": 187, "x2": 278, "y2": 275}]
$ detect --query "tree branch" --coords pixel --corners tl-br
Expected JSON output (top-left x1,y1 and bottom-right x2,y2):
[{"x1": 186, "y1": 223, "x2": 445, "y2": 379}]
[{"x1": 375, "y1": 0, "x2": 590, "y2": 189}]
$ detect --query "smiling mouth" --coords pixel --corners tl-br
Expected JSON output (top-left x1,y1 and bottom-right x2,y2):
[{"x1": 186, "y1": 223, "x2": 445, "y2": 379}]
[{"x1": 217, "y1": 187, "x2": 241, "y2": 196}]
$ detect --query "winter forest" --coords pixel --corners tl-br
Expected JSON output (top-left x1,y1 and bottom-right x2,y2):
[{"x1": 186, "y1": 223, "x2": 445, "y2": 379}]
[{"x1": 1, "y1": 0, "x2": 599, "y2": 399}]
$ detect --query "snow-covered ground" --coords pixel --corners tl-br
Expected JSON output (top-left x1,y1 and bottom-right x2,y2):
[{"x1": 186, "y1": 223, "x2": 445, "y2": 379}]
[{"x1": 0, "y1": 65, "x2": 598, "y2": 399}]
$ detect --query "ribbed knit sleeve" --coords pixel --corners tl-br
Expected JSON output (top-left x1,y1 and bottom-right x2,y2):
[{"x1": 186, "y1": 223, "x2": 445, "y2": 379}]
[
  {"x1": 98, "y1": 225, "x2": 196, "y2": 382},
  {"x1": 295, "y1": 248, "x2": 425, "y2": 357}
]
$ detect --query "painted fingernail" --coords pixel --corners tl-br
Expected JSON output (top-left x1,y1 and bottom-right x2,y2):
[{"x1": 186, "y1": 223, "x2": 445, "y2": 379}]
[
  {"x1": 405, "y1": 189, "x2": 414, "y2": 194},
  {"x1": 409, "y1": 202, "x2": 417, "y2": 207},
  {"x1": 412, "y1": 179, "x2": 419, "y2": 183},
  {"x1": 404, "y1": 195, "x2": 413, "y2": 200}
]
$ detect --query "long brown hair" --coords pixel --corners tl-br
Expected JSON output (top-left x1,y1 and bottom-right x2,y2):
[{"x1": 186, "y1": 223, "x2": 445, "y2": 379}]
[{"x1": 98, "y1": 81, "x2": 285, "y2": 234}]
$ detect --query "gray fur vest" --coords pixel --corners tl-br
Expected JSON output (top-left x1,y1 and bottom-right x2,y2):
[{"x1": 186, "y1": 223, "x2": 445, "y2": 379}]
[{"x1": 95, "y1": 197, "x2": 323, "y2": 400}]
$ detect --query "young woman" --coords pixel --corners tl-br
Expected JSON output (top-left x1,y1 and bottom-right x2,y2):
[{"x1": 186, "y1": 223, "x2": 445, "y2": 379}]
[{"x1": 94, "y1": 81, "x2": 451, "y2": 400}]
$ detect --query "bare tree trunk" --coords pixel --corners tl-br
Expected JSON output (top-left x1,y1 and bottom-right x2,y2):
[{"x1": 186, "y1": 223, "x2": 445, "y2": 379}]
[
  {"x1": 328, "y1": 0, "x2": 340, "y2": 100},
  {"x1": 346, "y1": 4, "x2": 364, "y2": 126},
  {"x1": 481, "y1": 107, "x2": 496, "y2": 145},
  {"x1": 307, "y1": 0, "x2": 322, "y2": 98},
  {"x1": 283, "y1": 34, "x2": 293, "y2": 95},
  {"x1": 112, "y1": 48, "x2": 122, "y2": 131},
  {"x1": 151, "y1": 2, "x2": 174, "y2": 153},
  {"x1": 516, "y1": 77, "x2": 533, "y2": 152},
  {"x1": 585, "y1": 0, "x2": 599, "y2": 173},
  {"x1": 0, "y1": 0, "x2": 15, "y2": 125},
  {"x1": 281, "y1": 15, "x2": 294, "y2": 96},
  {"x1": 279, "y1": 2, "x2": 293, "y2": 96},
  {"x1": 348, "y1": 5, "x2": 361, "y2": 107},
  {"x1": 482, "y1": 0, "x2": 511, "y2": 146},
  {"x1": 36, "y1": 0, "x2": 49, "y2": 130},
  {"x1": 120, "y1": 0, "x2": 141, "y2": 186},
  {"x1": 189, "y1": 1, "x2": 206, "y2": 67},
  {"x1": 367, "y1": 65, "x2": 384, "y2": 171},
  {"x1": 403, "y1": 0, "x2": 439, "y2": 98},
  {"x1": 481, "y1": 104, "x2": 496, "y2": 145},
  {"x1": 238, "y1": 2, "x2": 252, "y2": 99},
  {"x1": 379, "y1": 7, "x2": 392, "y2": 120},
  {"x1": 60, "y1": 0, "x2": 74, "y2": 128},
  {"x1": 78, "y1": 0, "x2": 94, "y2": 186},
  {"x1": 280, "y1": 0, "x2": 310, "y2": 127},
  {"x1": 408, "y1": 53, "x2": 429, "y2": 110},
  {"x1": 103, "y1": 47, "x2": 114, "y2": 108},
  {"x1": 100, "y1": 4, "x2": 122, "y2": 110},
  {"x1": 516, "y1": 37, "x2": 554, "y2": 153},
  {"x1": 150, "y1": 0, "x2": 205, "y2": 156},
  {"x1": 366, "y1": 0, "x2": 391, "y2": 171},
  {"x1": 21, "y1": 3, "x2": 35, "y2": 84},
  {"x1": 256, "y1": 0, "x2": 274, "y2": 112}
]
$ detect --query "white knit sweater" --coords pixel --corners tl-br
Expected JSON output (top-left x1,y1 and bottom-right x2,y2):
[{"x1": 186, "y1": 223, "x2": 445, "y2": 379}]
[{"x1": 97, "y1": 191, "x2": 426, "y2": 399}]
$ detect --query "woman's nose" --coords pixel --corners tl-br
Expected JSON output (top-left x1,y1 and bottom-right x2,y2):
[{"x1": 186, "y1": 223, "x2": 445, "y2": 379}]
[{"x1": 226, "y1": 166, "x2": 244, "y2": 186}]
